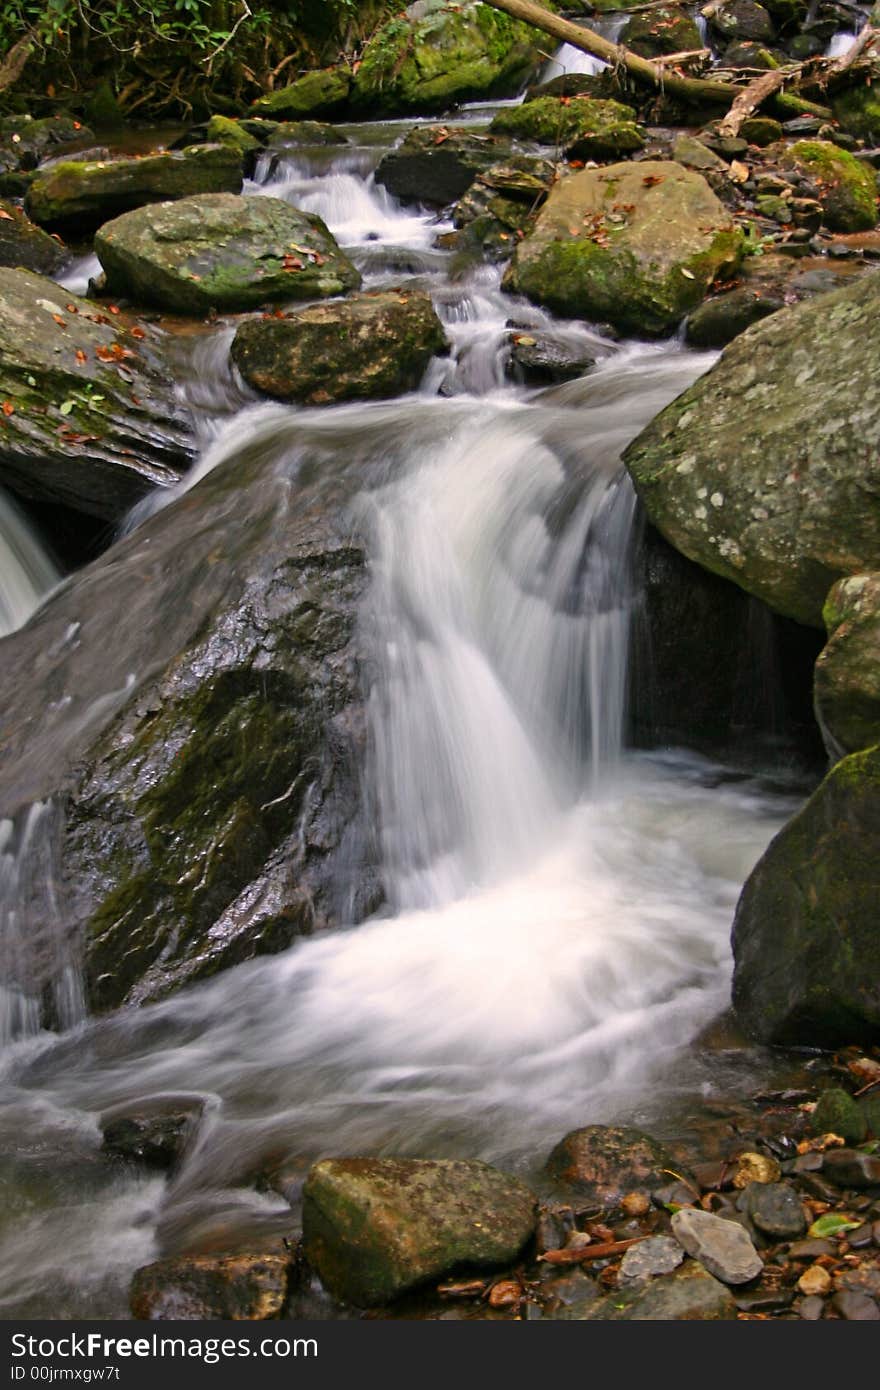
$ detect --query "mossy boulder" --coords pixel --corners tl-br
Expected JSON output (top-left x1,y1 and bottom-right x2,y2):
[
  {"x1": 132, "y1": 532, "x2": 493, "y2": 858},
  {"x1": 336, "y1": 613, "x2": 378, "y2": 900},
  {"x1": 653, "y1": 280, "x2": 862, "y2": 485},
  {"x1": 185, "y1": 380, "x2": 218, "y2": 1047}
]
[
  {"x1": 503, "y1": 160, "x2": 743, "y2": 336},
  {"x1": 351, "y1": 0, "x2": 542, "y2": 116},
  {"x1": 623, "y1": 273, "x2": 880, "y2": 628},
  {"x1": 620, "y1": 8, "x2": 703, "y2": 58},
  {"x1": 782, "y1": 141, "x2": 877, "y2": 233},
  {"x1": 708, "y1": 0, "x2": 775, "y2": 42},
  {"x1": 266, "y1": 122, "x2": 348, "y2": 150},
  {"x1": 685, "y1": 287, "x2": 782, "y2": 347},
  {"x1": 205, "y1": 115, "x2": 262, "y2": 155},
  {"x1": 489, "y1": 97, "x2": 645, "y2": 161},
  {"x1": 94, "y1": 193, "x2": 361, "y2": 314},
  {"x1": 732, "y1": 743, "x2": 880, "y2": 1045},
  {"x1": 231, "y1": 289, "x2": 447, "y2": 405},
  {"x1": 815, "y1": 573, "x2": 880, "y2": 758},
  {"x1": 0, "y1": 199, "x2": 67, "y2": 275},
  {"x1": 810, "y1": 1087, "x2": 868, "y2": 1144},
  {"x1": 130, "y1": 1254, "x2": 293, "y2": 1319},
  {"x1": 0, "y1": 416, "x2": 378, "y2": 1014},
  {"x1": 251, "y1": 67, "x2": 352, "y2": 120},
  {"x1": 25, "y1": 145, "x2": 244, "y2": 232},
  {"x1": 0, "y1": 267, "x2": 193, "y2": 520},
  {"x1": 452, "y1": 154, "x2": 557, "y2": 261},
  {"x1": 302, "y1": 1157, "x2": 537, "y2": 1306},
  {"x1": 375, "y1": 125, "x2": 515, "y2": 205},
  {"x1": 833, "y1": 82, "x2": 880, "y2": 142}
]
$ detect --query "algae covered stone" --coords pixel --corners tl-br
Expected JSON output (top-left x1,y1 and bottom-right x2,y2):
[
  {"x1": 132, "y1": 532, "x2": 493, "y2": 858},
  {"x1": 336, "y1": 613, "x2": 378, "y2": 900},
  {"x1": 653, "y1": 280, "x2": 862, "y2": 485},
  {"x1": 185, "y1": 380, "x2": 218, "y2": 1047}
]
[
  {"x1": 810, "y1": 1087, "x2": 868, "y2": 1145},
  {"x1": 0, "y1": 266, "x2": 192, "y2": 519},
  {"x1": 302, "y1": 1157, "x2": 537, "y2": 1306},
  {"x1": 623, "y1": 273, "x2": 880, "y2": 627},
  {"x1": 546, "y1": 1124, "x2": 675, "y2": 1206},
  {"x1": 504, "y1": 160, "x2": 742, "y2": 336},
  {"x1": 375, "y1": 125, "x2": 514, "y2": 205},
  {"x1": 732, "y1": 743, "x2": 880, "y2": 1045},
  {"x1": 130, "y1": 1254, "x2": 292, "y2": 1319},
  {"x1": 0, "y1": 199, "x2": 67, "y2": 275},
  {"x1": 782, "y1": 141, "x2": 878, "y2": 233},
  {"x1": 252, "y1": 68, "x2": 351, "y2": 120},
  {"x1": 490, "y1": 97, "x2": 645, "y2": 161},
  {"x1": 352, "y1": 0, "x2": 541, "y2": 115},
  {"x1": 94, "y1": 193, "x2": 361, "y2": 313},
  {"x1": 231, "y1": 289, "x2": 447, "y2": 405},
  {"x1": 25, "y1": 145, "x2": 243, "y2": 230},
  {"x1": 815, "y1": 573, "x2": 880, "y2": 758}
]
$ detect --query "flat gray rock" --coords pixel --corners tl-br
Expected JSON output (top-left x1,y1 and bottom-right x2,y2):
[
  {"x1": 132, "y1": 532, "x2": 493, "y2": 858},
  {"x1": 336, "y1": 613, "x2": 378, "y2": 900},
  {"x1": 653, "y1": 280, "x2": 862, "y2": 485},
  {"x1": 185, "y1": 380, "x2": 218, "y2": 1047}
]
[
  {"x1": 672, "y1": 1208, "x2": 763, "y2": 1285},
  {"x1": 619, "y1": 1235, "x2": 684, "y2": 1284}
]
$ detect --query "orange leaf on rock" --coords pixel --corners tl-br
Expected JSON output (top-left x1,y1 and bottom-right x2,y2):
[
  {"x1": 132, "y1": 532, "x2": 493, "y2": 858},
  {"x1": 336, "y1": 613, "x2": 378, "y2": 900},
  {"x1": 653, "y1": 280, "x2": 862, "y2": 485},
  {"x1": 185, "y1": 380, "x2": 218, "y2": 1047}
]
[
  {"x1": 2, "y1": 400, "x2": 14, "y2": 416},
  {"x1": 52, "y1": 313, "x2": 67, "y2": 327},
  {"x1": 0, "y1": 209, "x2": 13, "y2": 221},
  {"x1": 75, "y1": 349, "x2": 87, "y2": 364}
]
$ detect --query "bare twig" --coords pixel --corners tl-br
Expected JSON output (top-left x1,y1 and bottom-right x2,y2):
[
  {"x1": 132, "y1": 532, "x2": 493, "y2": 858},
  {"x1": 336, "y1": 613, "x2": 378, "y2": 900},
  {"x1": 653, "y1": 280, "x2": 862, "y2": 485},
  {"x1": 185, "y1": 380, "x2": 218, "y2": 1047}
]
[
  {"x1": 827, "y1": 24, "x2": 879, "y2": 76},
  {"x1": 717, "y1": 67, "x2": 790, "y2": 136}
]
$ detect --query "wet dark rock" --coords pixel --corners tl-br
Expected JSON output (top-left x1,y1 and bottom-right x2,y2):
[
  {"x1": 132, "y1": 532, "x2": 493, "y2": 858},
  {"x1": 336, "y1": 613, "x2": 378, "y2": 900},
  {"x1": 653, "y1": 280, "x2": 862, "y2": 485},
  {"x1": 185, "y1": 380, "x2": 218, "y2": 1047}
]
[
  {"x1": 507, "y1": 329, "x2": 596, "y2": 384},
  {"x1": 584, "y1": 1261, "x2": 737, "y2": 1319},
  {"x1": 0, "y1": 413, "x2": 379, "y2": 1014},
  {"x1": 789, "y1": 1238, "x2": 837, "y2": 1259},
  {"x1": 100, "y1": 1094, "x2": 205, "y2": 1168},
  {"x1": 375, "y1": 127, "x2": 515, "y2": 207},
  {"x1": 811, "y1": 1087, "x2": 869, "y2": 1144},
  {"x1": 832, "y1": 1289, "x2": 880, "y2": 1319},
  {"x1": 231, "y1": 289, "x2": 447, "y2": 405},
  {"x1": 130, "y1": 1253, "x2": 293, "y2": 1319},
  {"x1": 619, "y1": 1235, "x2": 684, "y2": 1283},
  {"x1": 546, "y1": 1124, "x2": 676, "y2": 1207},
  {"x1": 95, "y1": 193, "x2": 361, "y2": 314},
  {"x1": 822, "y1": 1149, "x2": 880, "y2": 1188},
  {"x1": 26, "y1": 146, "x2": 244, "y2": 232},
  {"x1": 302, "y1": 1157, "x2": 537, "y2": 1307},
  {"x1": 620, "y1": 7, "x2": 702, "y2": 57},
  {"x1": 624, "y1": 273, "x2": 880, "y2": 628},
  {"x1": 266, "y1": 122, "x2": 348, "y2": 150},
  {"x1": 671, "y1": 1208, "x2": 763, "y2": 1284},
  {"x1": 732, "y1": 745, "x2": 880, "y2": 1046},
  {"x1": 815, "y1": 575, "x2": 880, "y2": 759},
  {"x1": 0, "y1": 116, "x2": 94, "y2": 195},
  {"x1": 846, "y1": 1223, "x2": 876, "y2": 1249},
  {"x1": 708, "y1": 0, "x2": 776, "y2": 43},
  {"x1": 490, "y1": 98, "x2": 645, "y2": 161},
  {"x1": 685, "y1": 287, "x2": 782, "y2": 347},
  {"x1": 738, "y1": 1181, "x2": 807, "y2": 1239},
  {"x1": 0, "y1": 267, "x2": 193, "y2": 520},
  {"x1": 451, "y1": 155, "x2": 556, "y2": 262},
  {"x1": 0, "y1": 199, "x2": 67, "y2": 275},
  {"x1": 721, "y1": 40, "x2": 781, "y2": 68}
]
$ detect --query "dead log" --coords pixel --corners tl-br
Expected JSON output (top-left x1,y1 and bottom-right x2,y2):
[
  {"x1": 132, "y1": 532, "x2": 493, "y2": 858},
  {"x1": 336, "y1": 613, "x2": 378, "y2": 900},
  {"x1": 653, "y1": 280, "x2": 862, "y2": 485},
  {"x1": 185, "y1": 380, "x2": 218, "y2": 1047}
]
[{"x1": 716, "y1": 66, "x2": 789, "y2": 136}]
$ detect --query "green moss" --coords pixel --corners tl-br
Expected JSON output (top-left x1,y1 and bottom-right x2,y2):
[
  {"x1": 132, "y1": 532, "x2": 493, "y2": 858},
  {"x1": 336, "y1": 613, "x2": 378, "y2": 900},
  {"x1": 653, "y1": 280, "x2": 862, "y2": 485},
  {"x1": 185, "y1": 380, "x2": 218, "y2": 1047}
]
[
  {"x1": 834, "y1": 83, "x2": 880, "y2": 141},
  {"x1": 811, "y1": 1087, "x2": 868, "y2": 1143},
  {"x1": 490, "y1": 97, "x2": 644, "y2": 157},
  {"x1": 788, "y1": 140, "x2": 878, "y2": 232}
]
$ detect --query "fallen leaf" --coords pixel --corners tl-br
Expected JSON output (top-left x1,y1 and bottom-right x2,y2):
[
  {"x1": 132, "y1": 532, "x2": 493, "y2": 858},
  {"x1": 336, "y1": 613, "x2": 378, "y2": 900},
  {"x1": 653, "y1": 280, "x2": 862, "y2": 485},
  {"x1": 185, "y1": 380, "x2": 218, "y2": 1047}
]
[
  {"x1": 66, "y1": 303, "x2": 78, "y2": 314},
  {"x1": 808, "y1": 1212, "x2": 862, "y2": 1239},
  {"x1": 108, "y1": 305, "x2": 120, "y2": 314},
  {"x1": 74, "y1": 349, "x2": 87, "y2": 364},
  {"x1": 642, "y1": 174, "x2": 663, "y2": 187},
  {"x1": 1, "y1": 400, "x2": 13, "y2": 416},
  {"x1": 0, "y1": 209, "x2": 13, "y2": 221},
  {"x1": 52, "y1": 313, "x2": 67, "y2": 327},
  {"x1": 680, "y1": 267, "x2": 696, "y2": 279},
  {"x1": 59, "y1": 400, "x2": 75, "y2": 415},
  {"x1": 130, "y1": 326, "x2": 146, "y2": 340},
  {"x1": 487, "y1": 1280, "x2": 521, "y2": 1308},
  {"x1": 729, "y1": 160, "x2": 749, "y2": 184}
]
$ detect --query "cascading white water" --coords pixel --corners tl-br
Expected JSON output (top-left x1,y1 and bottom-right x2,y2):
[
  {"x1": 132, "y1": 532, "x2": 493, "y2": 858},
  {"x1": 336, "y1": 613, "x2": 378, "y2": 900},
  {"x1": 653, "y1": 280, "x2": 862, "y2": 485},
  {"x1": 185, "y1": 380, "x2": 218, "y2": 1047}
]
[{"x1": 0, "y1": 488, "x2": 59, "y2": 637}]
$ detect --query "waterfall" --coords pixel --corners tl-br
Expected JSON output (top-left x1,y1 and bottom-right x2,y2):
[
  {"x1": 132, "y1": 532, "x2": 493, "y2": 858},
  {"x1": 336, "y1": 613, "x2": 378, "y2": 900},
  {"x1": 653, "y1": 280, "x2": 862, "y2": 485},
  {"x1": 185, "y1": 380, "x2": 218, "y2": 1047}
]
[{"x1": 0, "y1": 488, "x2": 59, "y2": 638}]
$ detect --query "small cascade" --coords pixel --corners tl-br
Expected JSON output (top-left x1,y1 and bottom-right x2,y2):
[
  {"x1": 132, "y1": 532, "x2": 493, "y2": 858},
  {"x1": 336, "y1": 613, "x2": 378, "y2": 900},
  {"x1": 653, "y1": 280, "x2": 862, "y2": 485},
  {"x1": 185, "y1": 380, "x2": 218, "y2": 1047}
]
[{"x1": 0, "y1": 489, "x2": 59, "y2": 637}]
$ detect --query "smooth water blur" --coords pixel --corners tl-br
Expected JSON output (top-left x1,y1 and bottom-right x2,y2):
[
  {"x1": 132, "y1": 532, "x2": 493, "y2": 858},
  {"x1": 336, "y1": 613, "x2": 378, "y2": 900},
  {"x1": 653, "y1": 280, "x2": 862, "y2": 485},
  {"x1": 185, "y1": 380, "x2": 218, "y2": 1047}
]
[{"x1": 0, "y1": 489, "x2": 58, "y2": 637}]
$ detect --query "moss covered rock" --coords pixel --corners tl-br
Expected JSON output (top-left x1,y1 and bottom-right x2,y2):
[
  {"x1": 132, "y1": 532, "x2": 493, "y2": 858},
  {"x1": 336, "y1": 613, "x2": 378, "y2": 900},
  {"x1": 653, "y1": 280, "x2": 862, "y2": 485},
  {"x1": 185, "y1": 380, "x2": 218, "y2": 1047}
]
[
  {"x1": 231, "y1": 289, "x2": 447, "y2": 405},
  {"x1": 206, "y1": 115, "x2": 262, "y2": 154},
  {"x1": 302, "y1": 1157, "x2": 537, "y2": 1306},
  {"x1": 620, "y1": 7, "x2": 703, "y2": 58},
  {"x1": 623, "y1": 273, "x2": 880, "y2": 628},
  {"x1": 0, "y1": 267, "x2": 193, "y2": 519},
  {"x1": 731, "y1": 743, "x2": 880, "y2": 1045},
  {"x1": 0, "y1": 199, "x2": 67, "y2": 275},
  {"x1": 810, "y1": 1087, "x2": 868, "y2": 1144},
  {"x1": 782, "y1": 141, "x2": 877, "y2": 233},
  {"x1": 375, "y1": 125, "x2": 514, "y2": 205},
  {"x1": 490, "y1": 96, "x2": 645, "y2": 161},
  {"x1": 130, "y1": 1254, "x2": 293, "y2": 1319},
  {"x1": 352, "y1": 0, "x2": 541, "y2": 116},
  {"x1": 833, "y1": 82, "x2": 880, "y2": 142},
  {"x1": 708, "y1": 0, "x2": 775, "y2": 42},
  {"x1": 95, "y1": 193, "x2": 361, "y2": 314},
  {"x1": 266, "y1": 122, "x2": 348, "y2": 150},
  {"x1": 815, "y1": 573, "x2": 880, "y2": 758},
  {"x1": 504, "y1": 160, "x2": 742, "y2": 336},
  {"x1": 685, "y1": 286, "x2": 782, "y2": 347},
  {"x1": 251, "y1": 67, "x2": 352, "y2": 120},
  {"x1": 25, "y1": 145, "x2": 244, "y2": 232}
]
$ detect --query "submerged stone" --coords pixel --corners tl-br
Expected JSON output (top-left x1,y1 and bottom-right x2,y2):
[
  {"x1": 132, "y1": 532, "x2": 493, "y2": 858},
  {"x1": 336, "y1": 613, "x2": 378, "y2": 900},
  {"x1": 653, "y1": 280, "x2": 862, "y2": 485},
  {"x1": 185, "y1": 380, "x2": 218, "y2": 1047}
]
[
  {"x1": 130, "y1": 1253, "x2": 292, "y2": 1320},
  {"x1": 546, "y1": 1125, "x2": 675, "y2": 1206}
]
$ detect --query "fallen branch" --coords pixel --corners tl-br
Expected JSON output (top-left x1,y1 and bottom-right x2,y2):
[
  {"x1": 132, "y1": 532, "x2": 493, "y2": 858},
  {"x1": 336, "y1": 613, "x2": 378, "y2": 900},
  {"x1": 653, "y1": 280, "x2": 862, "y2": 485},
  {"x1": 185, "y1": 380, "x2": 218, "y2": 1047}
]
[
  {"x1": 0, "y1": 33, "x2": 35, "y2": 94},
  {"x1": 827, "y1": 24, "x2": 879, "y2": 77},
  {"x1": 716, "y1": 66, "x2": 789, "y2": 136},
  {"x1": 482, "y1": 0, "x2": 831, "y2": 118},
  {"x1": 653, "y1": 48, "x2": 712, "y2": 68},
  {"x1": 539, "y1": 1236, "x2": 645, "y2": 1265}
]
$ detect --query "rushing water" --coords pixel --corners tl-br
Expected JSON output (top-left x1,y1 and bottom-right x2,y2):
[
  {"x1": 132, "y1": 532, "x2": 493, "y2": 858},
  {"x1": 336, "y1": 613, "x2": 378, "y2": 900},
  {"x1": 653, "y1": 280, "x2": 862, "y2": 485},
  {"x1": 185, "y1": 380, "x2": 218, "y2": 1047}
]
[
  {"x1": 0, "y1": 489, "x2": 58, "y2": 637},
  {"x1": 0, "y1": 106, "x2": 811, "y2": 1317}
]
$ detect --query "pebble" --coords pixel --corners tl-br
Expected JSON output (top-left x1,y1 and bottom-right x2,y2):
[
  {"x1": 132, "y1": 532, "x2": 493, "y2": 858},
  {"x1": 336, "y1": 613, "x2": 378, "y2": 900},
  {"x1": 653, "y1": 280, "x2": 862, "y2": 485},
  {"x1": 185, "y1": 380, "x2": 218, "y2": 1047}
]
[
  {"x1": 671, "y1": 1208, "x2": 763, "y2": 1285},
  {"x1": 798, "y1": 1295, "x2": 825, "y2": 1320},
  {"x1": 797, "y1": 1265, "x2": 831, "y2": 1297},
  {"x1": 620, "y1": 1192, "x2": 651, "y2": 1218},
  {"x1": 732, "y1": 1153, "x2": 780, "y2": 1188},
  {"x1": 619, "y1": 1235, "x2": 684, "y2": 1285},
  {"x1": 846, "y1": 1223, "x2": 875, "y2": 1250},
  {"x1": 740, "y1": 1182, "x2": 807, "y2": 1240},
  {"x1": 823, "y1": 1151, "x2": 880, "y2": 1188},
  {"x1": 788, "y1": 1238, "x2": 836, "y2": 1260},
  {"x1": 832, "y1": 1290, "x2": 880, "y2": 1320}
]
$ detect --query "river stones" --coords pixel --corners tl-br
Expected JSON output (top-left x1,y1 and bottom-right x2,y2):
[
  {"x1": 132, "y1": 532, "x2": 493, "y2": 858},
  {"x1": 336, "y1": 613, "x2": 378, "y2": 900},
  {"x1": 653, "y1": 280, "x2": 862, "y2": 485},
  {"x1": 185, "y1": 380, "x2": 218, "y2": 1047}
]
[
  {"x1": 375, "y1": 126, "x2": 515, "y2": 206},
  {"x1": 0, "y1": 115, "x2": 93, "y2": 195},
  {"x1": 26, "y1": 145, "x2": 244, "y2": 231},
  {"x1": 101, "y1": 1094, "x2": 205, "y2": 1169},
  {"x1": 546, "y1": 1125, "x2": 675, "y2": 1207},
  {"x1": 130, "y1": 1253, "x2": 293, "y2": 1320},
  {"x1": 621, "y1": 6, "x2": 703, "y2": 57},
  {"x1": 252, "y1": 67, "x2": 352, "y2": 120},
  {"x1": 671, "y1": 1208, "x2": 763, "y2": 1284},
  {"x1": 732, "y1": 744, "x2": 880, "y2": 1045},
  {"x1": 737, "y1": 1182, "x2": 807, "y2": 1240},
  {"x1": 0, "y1": 267, "x2": 193, "y2": 520},
  {"x1": 584, "y1": 1261, "x2": 737, "y2": 1319},
  {"x1": 810, "y1": 1087, "x2": 868, "y2": 1145},
  {"x1": 815, "y1": 574, "x2": 880, "y2": 759},
  {"x1": 0, "y1": 199, "x2": 68, "y2": 274},
  {"x1": 451, "y1": 155, "x2": 557, "y2": 261},
  {"x1": 302, "y1": 1157, "x2": 537, "y2": 1306},
  {"x1": 94, "y1": 193, "x2": 361, "y2": 314},
  {"x1": 619, "y1": 1235, "x2": 685, "y2": 1284},
  {"x1": 231, "y1": 290, "x2": 447, "y2": 405},
  {"x1": 503, "y1": 161, "x2": 743, "y2": 336},
  {"x1": 780, "y1": 141, "x2": 878, "y2": 233},
  {"x1": 351, "y1": 1, "x2": 541, "y2": 117},
  {"x1": 623, "y1": 273, "x2": 880, "y2": 628},
  {"x1": 489, "y1": 98, "x2": 645, "y2": 161},
  {"x1": 821, "y1": 1149, "x2": 880, "y2": 1187}
]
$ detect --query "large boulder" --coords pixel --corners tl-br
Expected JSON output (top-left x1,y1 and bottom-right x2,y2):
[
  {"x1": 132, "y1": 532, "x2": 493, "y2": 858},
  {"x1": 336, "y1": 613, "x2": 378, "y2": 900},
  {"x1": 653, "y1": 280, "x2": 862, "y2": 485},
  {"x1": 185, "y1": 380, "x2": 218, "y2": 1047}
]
[
  {"x1": 814, "y1": 574, "x2": 880, "y2": 759},
  {"x1": 732, "y1": 743, "x2": 880, "y2": 1045},
  {"x1": 375, "y1": 126, "x2": 515, "y2": 206},
  {"x1": 25, "y1": 146, "x2": 244, "y2": 231},
  {"x1": 780, "y1": 141, "x2": 878, "y2": 234},
  {"x1": 0, "y1": 409, "x2": 379, "y2": 1015},
  {"x1": 352, "y1": 1, "x2": 541, "y2": 116},
  {"x1": 94, "y1": 194, "x2": 361, "y2": 314},
  {"x1": 0, "y1": 199, "x2": 67, "y2": 274},
  {"x1": 302, "y1": 1157, "x2": 537, "y2": 1306},
  {"x1": 0, "y1": 267, "x2": 193, "y2": 520},
  {"x1": 0, "y1": 115, "x2": 93, "y2": 195},
  {"x1": 620, "y1": 7, "x2": 704, "y2": 57},
  {"x1": 251, "y1": 68, "x2": 352, "y2": 120},
  {"x1": 231, "y1": 289, "x2": 447, "y2": 405},
  {"x1": 490, "y1": 97, "x2": 645, "y2": 161},
  {"x1": 503, "y1": 161, "x2": 743, "y2": 336},
  {"x1": 624, "y1": 274, "x2": 880, "y2": 628},
  {"x1": 708, "y1": 0, "x2": 776, "y2": 42},
  {"x1": 451, "y1": 155, "x2": 557, "y2": 261}
]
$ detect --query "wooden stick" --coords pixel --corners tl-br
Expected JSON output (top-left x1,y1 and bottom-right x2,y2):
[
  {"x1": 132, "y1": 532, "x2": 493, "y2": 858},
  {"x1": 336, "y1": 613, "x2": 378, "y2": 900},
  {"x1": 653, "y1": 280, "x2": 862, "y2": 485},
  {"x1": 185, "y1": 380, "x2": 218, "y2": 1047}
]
[
  {"x1": 827, "y1": 24, "x2": 879, "y2": 76},
  {"x1": 716, "y1": 67, "x2": 789, "y2": 136},
  {"x1": 539, "y1": 1236, "x2": 645, "y2": 1265}
]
